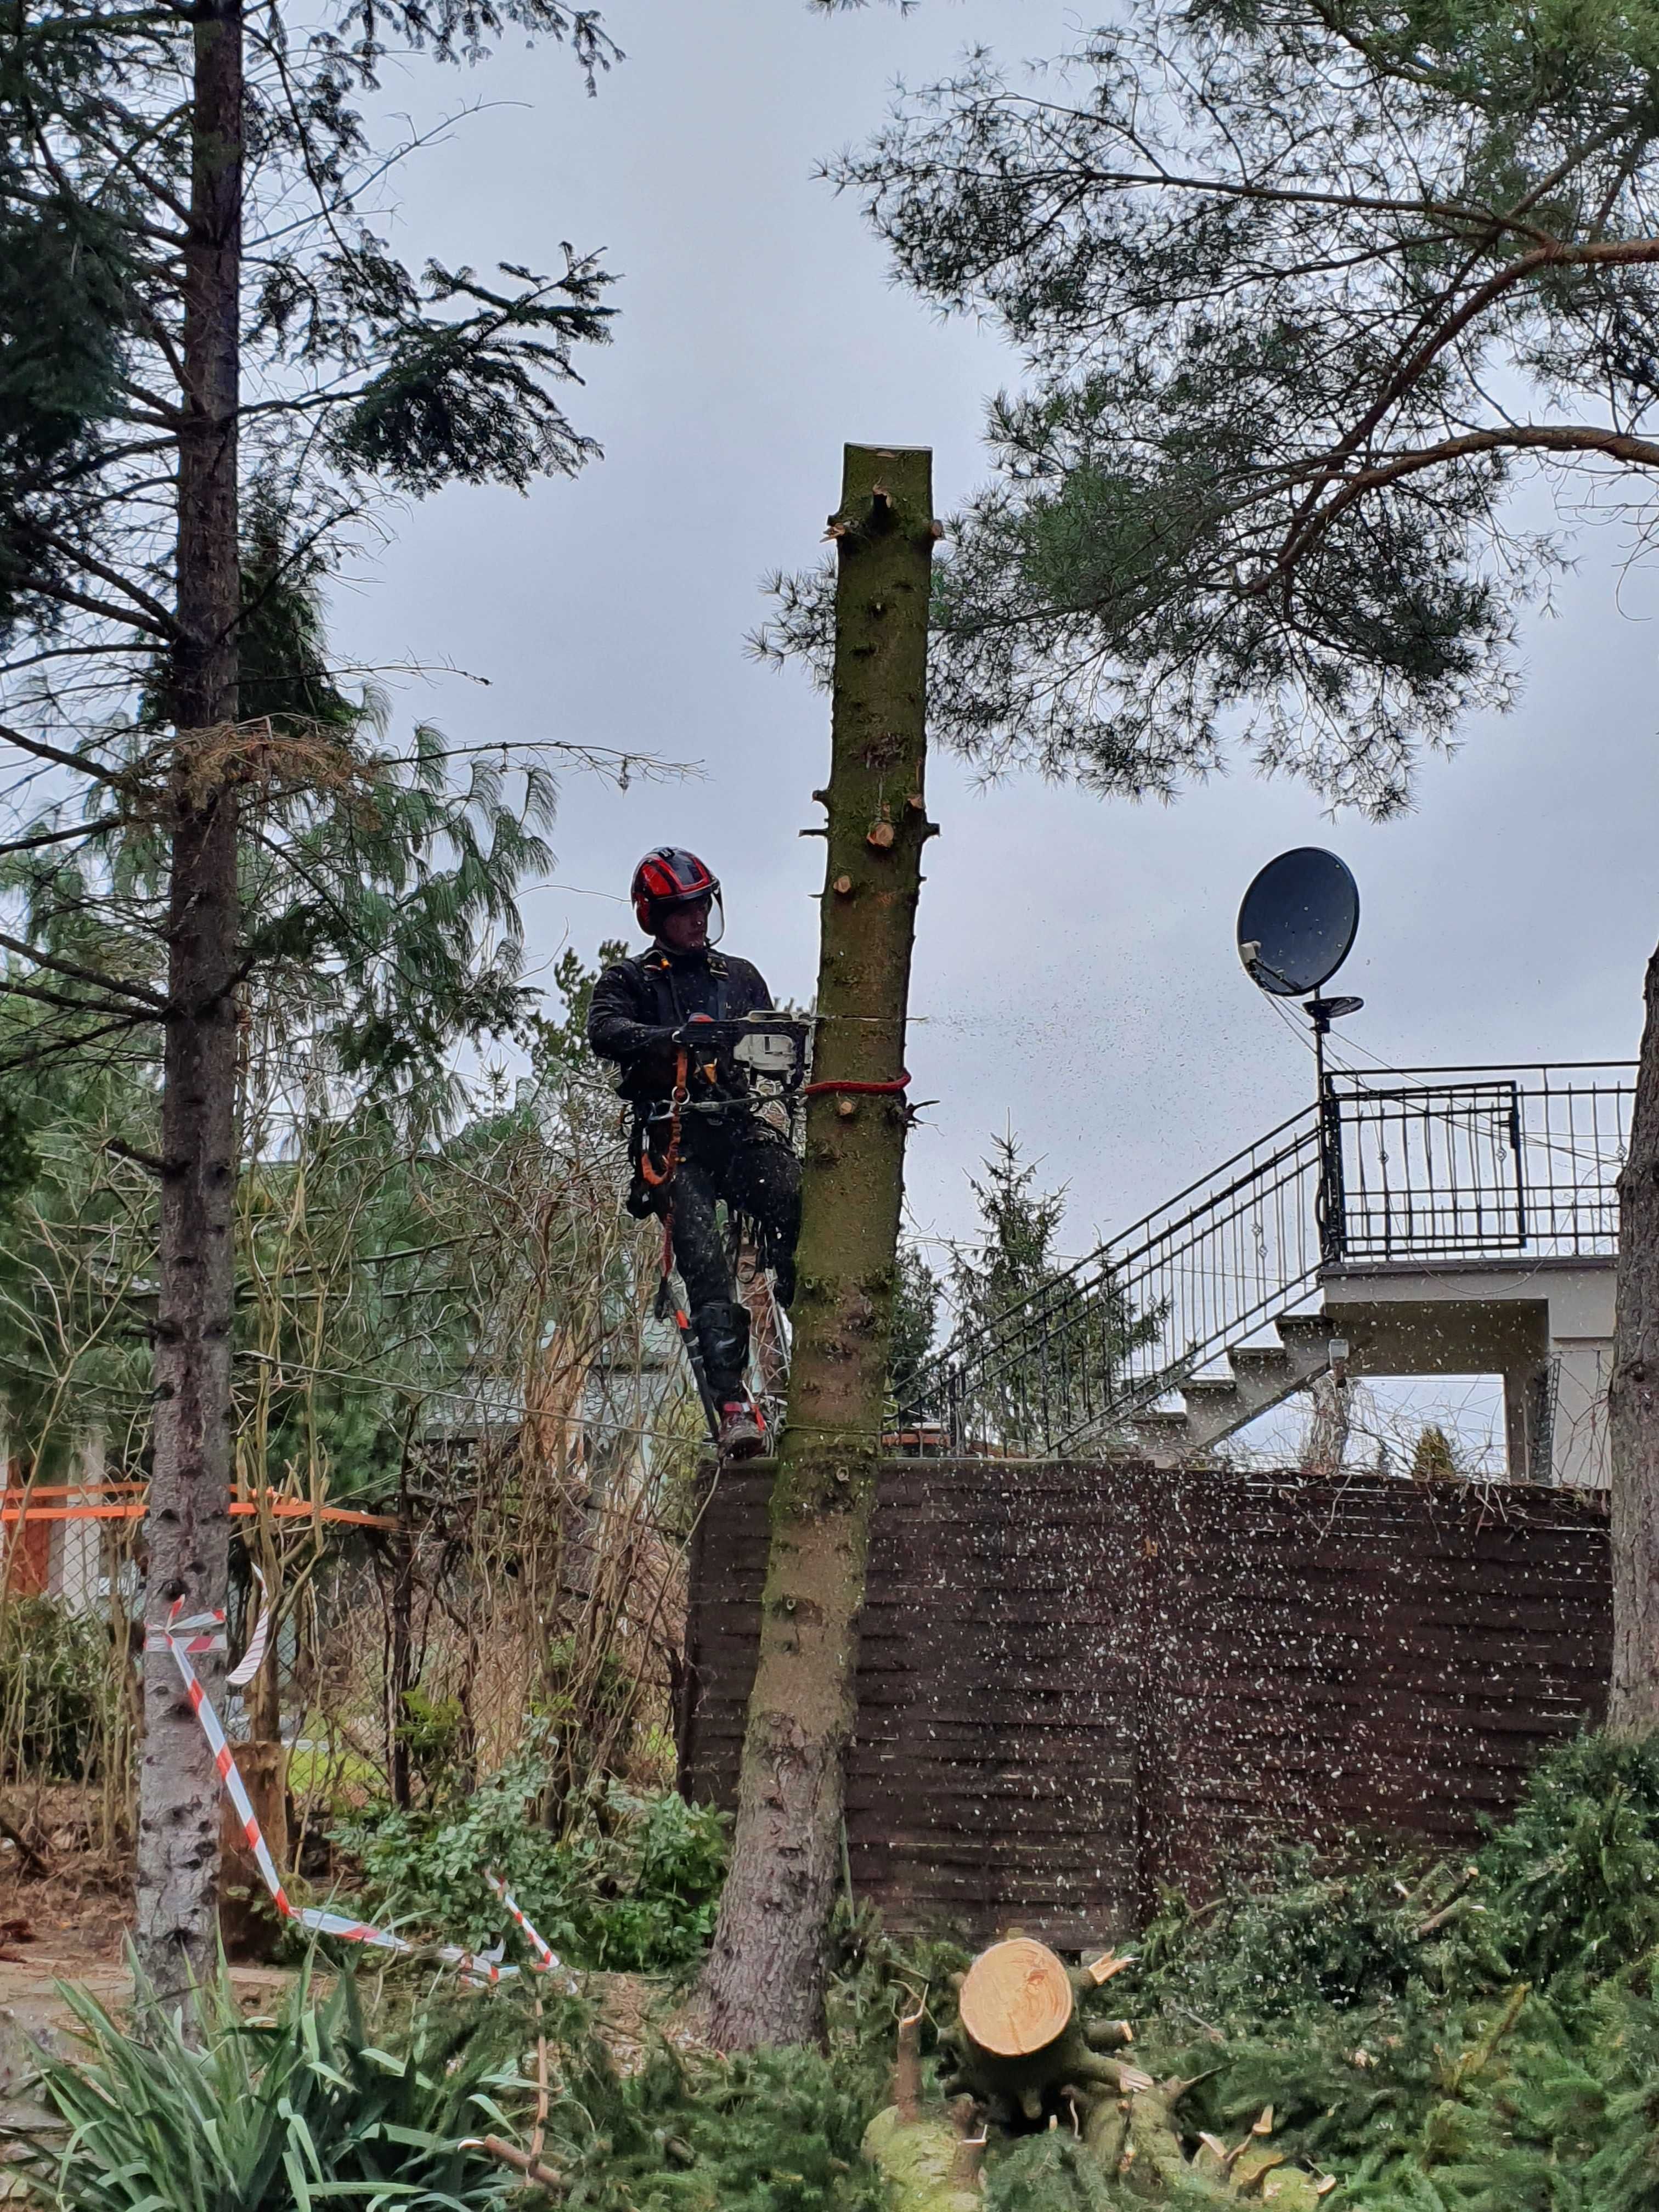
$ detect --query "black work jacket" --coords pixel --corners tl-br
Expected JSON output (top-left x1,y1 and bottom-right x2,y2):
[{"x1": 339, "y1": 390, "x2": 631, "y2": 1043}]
[{"x1": 586, "y1": 946, "x2": 774, "y2": 1106}]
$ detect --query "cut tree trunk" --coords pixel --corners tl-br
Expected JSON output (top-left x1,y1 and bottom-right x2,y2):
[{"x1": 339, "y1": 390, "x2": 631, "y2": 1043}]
[
  {"x1": 697, "y1": 444, "x2": 936, "y2": 2049},
  {"x1": 939, "y1": 1939, "x2": 1149, "y2": 2131},
  {"x1": 135, "y1": 0, "x2": 243, "y2": 1994},
  {"x1": 862, "y1": 1938, "x2": 1328, "y2": 2207},
  {"x1": 1611, "y1": 940, "x2": 1659, "y2": 1735}
]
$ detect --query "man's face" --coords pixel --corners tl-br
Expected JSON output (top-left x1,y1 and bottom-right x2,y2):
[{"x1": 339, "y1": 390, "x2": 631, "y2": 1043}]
[{"x1": 657, "y1": 896, "x2": 710, "y2": 952}]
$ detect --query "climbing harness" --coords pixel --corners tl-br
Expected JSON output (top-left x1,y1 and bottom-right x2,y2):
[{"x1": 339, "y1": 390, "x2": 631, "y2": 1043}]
[{"x1": 629, "y1": 1017, "x2": 811, "y2": 1455}]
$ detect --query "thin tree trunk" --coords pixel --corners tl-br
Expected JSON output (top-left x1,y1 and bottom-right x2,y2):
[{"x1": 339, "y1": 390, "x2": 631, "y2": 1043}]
[
  {"x1": 389, "y1": 1471, "x2": 414, "y2": 1811},
  {"x1": 134, "y1": 0, "x2": 243, "y2": 1992},
  {"x1": 1610, "y1": 941, "x2": 1659, "y2": 1736},
  {"x1": 698, "y1": 444, "x2": 936, "y2": 2048}
]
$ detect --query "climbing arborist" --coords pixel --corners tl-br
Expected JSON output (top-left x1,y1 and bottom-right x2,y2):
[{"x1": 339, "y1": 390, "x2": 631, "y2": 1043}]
[{"x1": 587, "y1": 848, "x2": 802, "y2": 1459}]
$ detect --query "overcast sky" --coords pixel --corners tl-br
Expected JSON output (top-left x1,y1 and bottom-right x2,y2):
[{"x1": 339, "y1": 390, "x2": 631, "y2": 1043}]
[{"x1": 332, "y1": 0, "x2": 1659, "y2": 1276}]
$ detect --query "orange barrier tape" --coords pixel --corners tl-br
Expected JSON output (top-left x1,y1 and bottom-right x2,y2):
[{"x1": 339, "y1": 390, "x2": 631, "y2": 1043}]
[
  {"x1": 0, "y1": 1496, "x2": 397, "y2": 1530},
  {"x1": 229, "y1": 1500, "x2": 398, "y2": 1530},
  {"x1": 0, "y1": 1483, "x2": 145, "y2": 1499},
  {"x1": 0, "y1": 1504, "x2": 144, "y2": 1522}
]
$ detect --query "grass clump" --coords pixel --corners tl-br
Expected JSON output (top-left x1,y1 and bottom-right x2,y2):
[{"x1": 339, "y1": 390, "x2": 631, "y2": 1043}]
[{"x1": 4, "y1": 1952, "x2": 547, "y2": 2211}]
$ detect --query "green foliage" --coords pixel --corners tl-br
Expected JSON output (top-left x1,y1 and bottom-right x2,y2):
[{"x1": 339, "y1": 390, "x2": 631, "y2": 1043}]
[
  {"x1": 984, "y1": 2135, "x2": 1119, "y2": 2210},
  {"x1": 5, "y1": 1954, "x2": 537, "y2": 2212},
  {"x1": 396, "y1": 1688, "x2": 469, "y2": 1793},
  {"x1": 1137, "y1": 1843, "x2": 1443, "y2": 2024},
  {"x1": 532, "y1": 939, "x2": 631, "y2": 1078},
  {"x1": 887, "y1": 1238, "x2": 942, "y2": 1406},
  {"x1": 7, "y1": 1938, "x2": 905, "y2": 2212},
  {"x1": 1409, "y1": 1425, "x2": 1460, "y2": 1482},
  {"x1": 1120, "y1": 1733, "x2": 1659, "y2": 2205},
  {"x1": 550, "y1": 2038, "x2": 890, "y2": 2211},
  {"x1": 941, "y1": 1129, "x2": 1161, "y2": 1448},
  {"x1": 758, "y1": 0, "x2": 1659, "y2": 812},
  {"x1": 334, "y1": 252, "x2": 613, "y2": 495},
  {"x1": 331, "y1": 1754, "x2": 730, "y2": 1972},
  {"x1": 1460, "y1": 1730, "x2": 1659, "y2": 1994},
  {"x1": 0, "y1": 1595, "x2": 114, "y2": 1781},
  {"x1": 0, "y1": 1091, "x2": 40, "y2": 1217}
]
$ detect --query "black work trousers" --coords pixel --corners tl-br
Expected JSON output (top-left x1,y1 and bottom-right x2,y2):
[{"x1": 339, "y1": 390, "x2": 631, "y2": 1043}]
[{"x1": 662, "y1": 1116, "x2": 801, "y2": 1403}]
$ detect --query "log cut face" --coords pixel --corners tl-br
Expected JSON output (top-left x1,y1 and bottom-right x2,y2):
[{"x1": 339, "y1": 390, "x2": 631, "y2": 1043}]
[
  {"x1": 958, "y1": 1939, "x2": 1073, "y2": 2058},
  {"x1": 940, "y1": 1938, "x2": 1150, "y2": 2131}
]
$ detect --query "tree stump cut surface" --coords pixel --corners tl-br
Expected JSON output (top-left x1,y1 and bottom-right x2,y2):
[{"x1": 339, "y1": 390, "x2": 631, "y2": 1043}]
[{"x1": 958, "y1": 1938, "x2": 1074, "y2": 2057}]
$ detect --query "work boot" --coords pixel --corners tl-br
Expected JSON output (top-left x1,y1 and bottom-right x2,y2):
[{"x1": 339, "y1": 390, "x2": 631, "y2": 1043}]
[{"x1": 716, "y1": 1400, "x2": 768, "y2": 1459}]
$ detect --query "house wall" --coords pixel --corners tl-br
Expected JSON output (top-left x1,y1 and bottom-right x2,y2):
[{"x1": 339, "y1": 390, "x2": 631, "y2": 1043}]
[{"x1": 679, "y1": 1459, "x2": 1610, "y2": 1946}]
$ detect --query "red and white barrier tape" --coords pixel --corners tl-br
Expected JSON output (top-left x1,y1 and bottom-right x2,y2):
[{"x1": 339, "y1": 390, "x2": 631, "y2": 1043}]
[
  {"x1": 484, "y1": 1870, "x2": 562, "y2": 1974},
  {"x1": 228, "y1": 1565, "x2": 272, "y2": 1688},
  {"x1": 151, "y1": 1599, "x2": 564, "y2": 1984},
  {"x1": 140, "y1": 1570, "x2": 269, "y2": 1674}
]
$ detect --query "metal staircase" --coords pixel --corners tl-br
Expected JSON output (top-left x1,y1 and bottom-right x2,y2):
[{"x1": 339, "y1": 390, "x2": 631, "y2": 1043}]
[{"x1": 897, "y1": 1063, "x2": 1634, "y2": 1461}]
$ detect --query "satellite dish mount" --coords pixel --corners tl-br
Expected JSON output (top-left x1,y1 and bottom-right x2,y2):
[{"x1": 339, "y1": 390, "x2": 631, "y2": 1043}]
[{"x1": 1238, "y1": 848, "x2": 1365, "y2": 1261}]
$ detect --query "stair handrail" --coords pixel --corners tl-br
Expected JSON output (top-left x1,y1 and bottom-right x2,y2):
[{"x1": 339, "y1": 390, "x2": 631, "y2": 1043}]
[
  {"x1": 899, "y1": 1060, "x2": 1639, "y2": 1455},
  {"x1": 900, "y1": 1103, "x2": 1325, "y2": 1442}
]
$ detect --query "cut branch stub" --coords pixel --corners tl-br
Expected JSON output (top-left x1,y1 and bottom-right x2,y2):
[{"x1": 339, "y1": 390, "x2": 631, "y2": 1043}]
[{"x1": 959, "y1": 1939, "x2": 1074, "y2": 2058}]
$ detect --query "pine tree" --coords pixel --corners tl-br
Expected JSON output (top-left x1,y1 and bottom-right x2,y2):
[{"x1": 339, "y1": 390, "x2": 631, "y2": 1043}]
[
  {"x1": 1, "y1": 0, "x2": 616, "y2": 1984},
  {"x1": 946, "y1": 1128, "x2": 1159, "y2": 1453},
  {"x1": 887, "y1": 1239, "x2": 942, "y2": 1411}
]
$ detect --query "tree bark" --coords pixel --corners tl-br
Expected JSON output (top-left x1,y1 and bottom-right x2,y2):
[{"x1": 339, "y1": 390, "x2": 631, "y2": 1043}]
[
  {"x1": 697, "y1": 444, "x2": 936, "y2": 2048},
  {"x1": 1610, "y1": 941, "x2": 1659, "y2": 1736},
  {"x1": 134, "y1": 0, "x2": 243, "y2": 1993}
]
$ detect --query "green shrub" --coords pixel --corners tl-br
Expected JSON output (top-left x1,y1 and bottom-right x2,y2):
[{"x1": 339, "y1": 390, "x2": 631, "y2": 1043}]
[
  {"x1": 330, "y1": 1749, "x2": 729, "y2": 1973},
  {"x1": 0, "y1": 1594, "x2": 114, "y2": 1780},
  {"x1": 1120, "y1": 1731, "x2": 1659, "y2": 2207}
]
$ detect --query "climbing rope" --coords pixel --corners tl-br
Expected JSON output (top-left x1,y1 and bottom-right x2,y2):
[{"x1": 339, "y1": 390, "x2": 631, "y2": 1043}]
[{"x1": 639, "y1": 1046, "x2": 690, "y2": 1189}]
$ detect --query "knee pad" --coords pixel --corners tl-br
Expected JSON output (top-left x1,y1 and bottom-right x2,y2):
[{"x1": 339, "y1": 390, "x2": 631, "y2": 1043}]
[{"x1": 696, "y1": 1299, "x2": 751, "y2": 1390}]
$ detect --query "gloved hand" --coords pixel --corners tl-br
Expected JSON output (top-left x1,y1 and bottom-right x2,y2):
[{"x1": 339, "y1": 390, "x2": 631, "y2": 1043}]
[{"x1": 672, "y1": 1014, "x2": 717, "y2": 1045}]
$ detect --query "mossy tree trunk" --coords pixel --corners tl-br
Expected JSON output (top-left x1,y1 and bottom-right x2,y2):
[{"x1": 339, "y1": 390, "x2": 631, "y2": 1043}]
[
  {"x1": 698, "y1": 444, "x2": 936, "y2": 2049},
  {"x1": 1611, "y1": 941, "x2": 1659, "y2": 1734}
]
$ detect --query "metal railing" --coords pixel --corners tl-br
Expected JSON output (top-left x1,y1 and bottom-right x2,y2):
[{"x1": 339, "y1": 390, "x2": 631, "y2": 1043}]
[
  {"x1": 1327, "y1": 1062, "x2": 1632, "y2": 1264},
  {"x1": 898, "y1": 1060, "x2": 1635, "y2": 1455}
]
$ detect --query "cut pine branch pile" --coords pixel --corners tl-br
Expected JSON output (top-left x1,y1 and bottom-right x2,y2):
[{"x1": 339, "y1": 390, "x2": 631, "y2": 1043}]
[{"x1": 863, "y1": 1937, "x2": 1334, "y2": 2208}]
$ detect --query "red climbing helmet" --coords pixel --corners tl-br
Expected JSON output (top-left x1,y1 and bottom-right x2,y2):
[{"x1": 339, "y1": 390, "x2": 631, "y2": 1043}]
[{"x1": 630, "y1": 847, "x2": 724, "y2": 941}]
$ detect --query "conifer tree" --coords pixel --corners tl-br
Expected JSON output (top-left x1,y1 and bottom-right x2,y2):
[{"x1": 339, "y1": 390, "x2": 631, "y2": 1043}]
[
  {"x1": 2, "y1": 0, "x2": 614, "y2": 1979},
  {"x1": 945, "y1": 1129, "x2": 1158, "y2": 1451}
]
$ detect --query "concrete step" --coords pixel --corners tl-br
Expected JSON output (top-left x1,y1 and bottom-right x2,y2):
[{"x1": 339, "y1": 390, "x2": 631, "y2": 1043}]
[{"x1": 1132, "y1": 1312, "x2": 1338, "y2": 1466}]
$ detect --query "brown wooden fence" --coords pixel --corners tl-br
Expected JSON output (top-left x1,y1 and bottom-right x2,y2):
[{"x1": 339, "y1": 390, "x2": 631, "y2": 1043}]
[{"x1": 678, "y1": 1460, "x2": 1610, "y2": 1946}]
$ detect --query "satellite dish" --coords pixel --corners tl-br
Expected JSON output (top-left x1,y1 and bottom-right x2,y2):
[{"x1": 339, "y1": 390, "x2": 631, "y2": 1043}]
[{"x1": 1237, "y1": 848, "x2": 1360, "y2": 999}]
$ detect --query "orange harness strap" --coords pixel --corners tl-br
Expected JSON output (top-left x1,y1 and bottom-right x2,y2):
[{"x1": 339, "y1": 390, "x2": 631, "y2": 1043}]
[{"x1": 638, "y1": 1047, "x2": 690, "y2": 1191}]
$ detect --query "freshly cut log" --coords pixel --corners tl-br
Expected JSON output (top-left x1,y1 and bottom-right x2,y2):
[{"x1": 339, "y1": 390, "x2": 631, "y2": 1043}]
[
  {"x1": 958, "y1": 1939, "x2": 1073, "y2": 2057},
  {"x1": 939, "y1": 1937, "x2": 1152, "y2": 2130},
  {"x1": 864, "y1": 1938, "x2": 1335, "y2": 2204}
]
